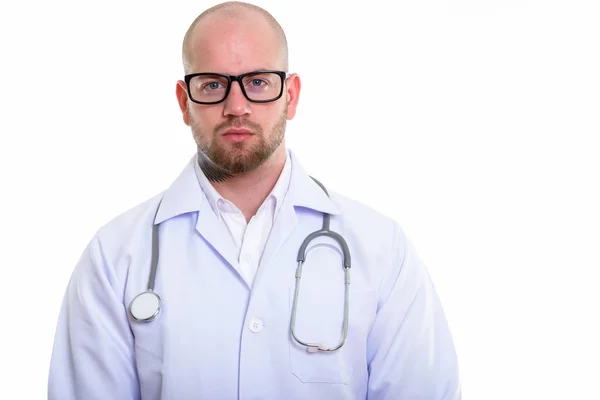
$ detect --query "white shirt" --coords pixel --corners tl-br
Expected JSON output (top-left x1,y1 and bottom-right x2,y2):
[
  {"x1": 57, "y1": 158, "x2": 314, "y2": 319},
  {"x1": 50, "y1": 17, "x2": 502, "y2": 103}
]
[{"x1": 193, "y1": 152, "x2": 292, "y2": 287}]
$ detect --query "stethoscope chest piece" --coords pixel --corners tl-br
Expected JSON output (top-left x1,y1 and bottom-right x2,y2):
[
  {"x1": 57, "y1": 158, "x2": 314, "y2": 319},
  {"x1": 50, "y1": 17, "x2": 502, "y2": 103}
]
[{"x1": 129, "y1": 290, "x2": 161, "y2": 322}]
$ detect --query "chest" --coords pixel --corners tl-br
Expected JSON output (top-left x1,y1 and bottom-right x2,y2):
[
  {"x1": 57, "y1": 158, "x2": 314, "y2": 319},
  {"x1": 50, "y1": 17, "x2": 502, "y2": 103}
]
[{"x1": 123, "y1": 211, "x2": 378, "y2": 397}]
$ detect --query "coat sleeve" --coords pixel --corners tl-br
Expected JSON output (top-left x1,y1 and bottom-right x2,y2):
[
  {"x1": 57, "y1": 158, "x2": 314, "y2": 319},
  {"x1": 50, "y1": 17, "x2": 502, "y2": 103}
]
[
  {"x1": 366, "y1": 222, "x2": 461, "y2": 399},
  {"x1": 48, "y1": 235, "x2": 140, "y2": 400}
]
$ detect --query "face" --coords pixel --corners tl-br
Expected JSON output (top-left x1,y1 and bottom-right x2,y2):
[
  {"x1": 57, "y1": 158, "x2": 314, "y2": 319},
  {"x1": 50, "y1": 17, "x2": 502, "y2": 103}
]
[{"x1": 176, "y1": 13, "x2": 301, "y2": 175}]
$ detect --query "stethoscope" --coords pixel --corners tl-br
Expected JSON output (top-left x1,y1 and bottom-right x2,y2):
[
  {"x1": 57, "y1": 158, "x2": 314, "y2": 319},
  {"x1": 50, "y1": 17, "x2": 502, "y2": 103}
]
[{"x1": 128, "y1": 177, "x2": 352, "y2": 353}]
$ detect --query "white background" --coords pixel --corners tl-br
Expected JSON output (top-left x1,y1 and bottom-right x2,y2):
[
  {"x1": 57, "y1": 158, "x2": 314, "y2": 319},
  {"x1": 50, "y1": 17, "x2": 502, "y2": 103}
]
[{"x1": 1, "y1": 0, "x2": 599, "y2": 398}]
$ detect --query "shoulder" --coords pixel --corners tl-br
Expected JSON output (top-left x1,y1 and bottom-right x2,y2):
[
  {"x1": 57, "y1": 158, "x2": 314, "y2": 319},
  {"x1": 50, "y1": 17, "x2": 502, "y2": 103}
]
[
  {"x1": 329, "y1": 190, "x2": 404, "y2": 236},
  {"x1": 89, "y1": 192, "x2": 165, "y2": 263},
  {"x1": 99, "y1": 192, "x2": 163, "y2": 235},
  {"x1": 330, "y1": 191, "x2": 394, "y2": 225},
  {"x1": 64, "y1": 192, "x2": 166, "y2": 299},
  {"x1": 327, "y1": 190, "x2": 409, "y2": 258}
]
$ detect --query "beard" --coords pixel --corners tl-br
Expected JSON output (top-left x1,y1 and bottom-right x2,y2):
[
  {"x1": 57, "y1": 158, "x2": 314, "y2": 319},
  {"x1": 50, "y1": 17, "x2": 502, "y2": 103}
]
[{"x1": 189, "y1": 109, "x2": 287, "y2": 175}]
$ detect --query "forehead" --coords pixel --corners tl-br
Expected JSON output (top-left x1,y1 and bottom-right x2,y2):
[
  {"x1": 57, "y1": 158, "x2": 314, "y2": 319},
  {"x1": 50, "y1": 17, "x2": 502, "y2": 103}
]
[{"x1": 187, "y1": 13, "x2": 283, "y2": 74}]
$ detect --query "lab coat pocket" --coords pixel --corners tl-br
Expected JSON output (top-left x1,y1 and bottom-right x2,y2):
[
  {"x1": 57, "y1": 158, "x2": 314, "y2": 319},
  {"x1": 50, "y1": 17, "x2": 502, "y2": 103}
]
[{"x1": 287, "y1": 245, "x2": 376, "y2": 384}]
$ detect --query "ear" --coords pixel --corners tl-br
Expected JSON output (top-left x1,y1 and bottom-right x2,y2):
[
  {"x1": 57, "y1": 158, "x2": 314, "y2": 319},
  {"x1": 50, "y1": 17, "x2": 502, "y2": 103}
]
[
  {"x1": 176, "y1": 80, "x2": 190, "y2": 126},
  {"x1": 284, "y1": 73, "x2": 301, "y2": 120}
]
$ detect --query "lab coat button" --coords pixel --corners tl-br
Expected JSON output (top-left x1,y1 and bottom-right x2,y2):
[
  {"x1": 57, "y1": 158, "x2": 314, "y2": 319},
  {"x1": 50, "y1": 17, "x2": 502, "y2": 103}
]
[{"x1": 249, "y1": 317, "x2": 264, "y2": 333}]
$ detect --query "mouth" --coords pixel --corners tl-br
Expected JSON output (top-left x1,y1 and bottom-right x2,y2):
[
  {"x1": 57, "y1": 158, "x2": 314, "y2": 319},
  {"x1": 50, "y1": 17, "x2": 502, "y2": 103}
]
[{"x1": 222, "y1": 128, "x2": 255, "y2": 143}]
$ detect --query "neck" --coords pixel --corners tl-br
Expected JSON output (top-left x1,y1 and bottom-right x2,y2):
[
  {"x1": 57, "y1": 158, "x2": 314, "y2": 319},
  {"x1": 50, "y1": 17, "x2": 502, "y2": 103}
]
[{"x1": 206, "y1": 148, "x2": 287, "y2": 222}]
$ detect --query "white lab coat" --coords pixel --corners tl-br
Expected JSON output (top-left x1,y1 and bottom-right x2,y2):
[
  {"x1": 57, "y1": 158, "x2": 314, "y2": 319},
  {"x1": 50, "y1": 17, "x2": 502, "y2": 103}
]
[{"x1": 48, "y1": 149, "x2": 461, "y2": 399}]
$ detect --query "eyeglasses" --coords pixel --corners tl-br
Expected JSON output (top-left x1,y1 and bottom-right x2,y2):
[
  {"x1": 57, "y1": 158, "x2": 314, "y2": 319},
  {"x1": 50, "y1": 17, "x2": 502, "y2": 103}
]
[{"x1": 184, "y1": 70, "x2": 288, "y2": 105}]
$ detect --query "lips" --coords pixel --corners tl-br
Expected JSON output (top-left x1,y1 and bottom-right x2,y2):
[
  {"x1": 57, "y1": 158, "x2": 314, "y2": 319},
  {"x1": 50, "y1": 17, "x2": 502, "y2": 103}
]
[
  {"x1": 222, "y1": 128, "x2": 254, "y2": 136},
  {"x1": 221, "y1": 128, "x2": 255, "y2": 143}
]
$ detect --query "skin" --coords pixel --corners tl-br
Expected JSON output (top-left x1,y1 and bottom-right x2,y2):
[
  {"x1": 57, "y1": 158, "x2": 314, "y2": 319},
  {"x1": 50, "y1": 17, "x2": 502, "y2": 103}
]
[{"x1": 176, "y1": 4, "x2": 301, "y2": 222}]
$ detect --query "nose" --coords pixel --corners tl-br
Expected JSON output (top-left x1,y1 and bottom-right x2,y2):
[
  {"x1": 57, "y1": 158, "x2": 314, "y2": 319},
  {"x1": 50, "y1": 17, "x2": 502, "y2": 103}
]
[{"x1": 223, "y1": 81, "x2": 251, "y2": 117}]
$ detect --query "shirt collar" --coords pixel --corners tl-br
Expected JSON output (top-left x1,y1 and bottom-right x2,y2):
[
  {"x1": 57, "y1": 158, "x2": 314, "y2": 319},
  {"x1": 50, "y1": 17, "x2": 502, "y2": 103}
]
[{"x1": 154, "y1": 149, "x2": 339, "y2": 225}]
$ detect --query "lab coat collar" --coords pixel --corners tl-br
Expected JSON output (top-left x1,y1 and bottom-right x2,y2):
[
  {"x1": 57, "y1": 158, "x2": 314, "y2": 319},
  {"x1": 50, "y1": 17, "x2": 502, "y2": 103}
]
[
  {"x1": 154, "y1": 149, "x2": 340, "y2": 225},
  {"x1": 285, "y1": 149, "x2": 340, "y2": 216}
]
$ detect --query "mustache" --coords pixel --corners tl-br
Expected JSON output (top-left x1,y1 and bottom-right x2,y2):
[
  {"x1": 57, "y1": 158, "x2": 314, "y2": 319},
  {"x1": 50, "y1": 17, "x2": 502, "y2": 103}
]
[{"x1": 214, "y1": 118, "x2": 263, "y2": 135}]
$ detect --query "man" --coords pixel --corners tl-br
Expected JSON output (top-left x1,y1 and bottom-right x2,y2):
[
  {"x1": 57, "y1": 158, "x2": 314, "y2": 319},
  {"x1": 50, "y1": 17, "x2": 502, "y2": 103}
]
[{"x1": 48, "y1": 2, "x2": 461, "y2": 399}]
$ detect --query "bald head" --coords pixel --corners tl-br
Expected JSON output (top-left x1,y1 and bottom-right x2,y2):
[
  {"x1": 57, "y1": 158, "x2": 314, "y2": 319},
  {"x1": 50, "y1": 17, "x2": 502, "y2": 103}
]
[{"x1": 182, "y1": 1, "x2": 288, "y2": 74}]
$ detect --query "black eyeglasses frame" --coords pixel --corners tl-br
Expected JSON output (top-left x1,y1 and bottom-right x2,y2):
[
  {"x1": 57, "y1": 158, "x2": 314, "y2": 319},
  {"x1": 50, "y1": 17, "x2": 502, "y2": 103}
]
[{"x1": 183, "y1": 70, "x2": 288, "y2": 105}]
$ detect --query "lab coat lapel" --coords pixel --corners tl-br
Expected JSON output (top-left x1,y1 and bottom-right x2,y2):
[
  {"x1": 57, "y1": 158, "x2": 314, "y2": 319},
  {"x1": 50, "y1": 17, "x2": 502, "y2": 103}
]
[
  {"x1": 195, "y1": 194, "x2": 240, "y2": 273},
  {"x1": 258, "y1": 151, "x2": 341, "y2": 273},
  {"x1": 154, "y1": 155, "x2": 241, "y2": 274},
  {"x1": 155, "y1": 151, "x2": 341, "y2": 283},
  {"x1": 259, "y1": 194, "x2": 298, "y2": 275}
]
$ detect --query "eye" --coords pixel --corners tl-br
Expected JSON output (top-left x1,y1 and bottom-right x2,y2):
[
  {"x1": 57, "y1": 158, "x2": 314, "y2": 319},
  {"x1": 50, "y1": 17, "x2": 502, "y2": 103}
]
[
  {"x1": 204, "y1": 81, "x2": 224, "y2": 90},
  {"x1": 250, "y1": 79, "x2": 265, "y2": 87}
]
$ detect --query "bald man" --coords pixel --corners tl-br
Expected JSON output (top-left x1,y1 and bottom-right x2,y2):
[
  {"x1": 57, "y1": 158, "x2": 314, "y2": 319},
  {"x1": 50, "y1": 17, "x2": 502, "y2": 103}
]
[{"x1": 48, "y1": 2, "x2": 461, "y2": 399}]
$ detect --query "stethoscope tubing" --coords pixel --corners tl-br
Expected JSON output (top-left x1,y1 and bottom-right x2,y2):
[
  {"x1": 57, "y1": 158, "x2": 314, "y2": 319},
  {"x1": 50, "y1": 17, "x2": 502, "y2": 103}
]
[{"x1": 129, "y1": 177, "x2": 352, "y2": 353}]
